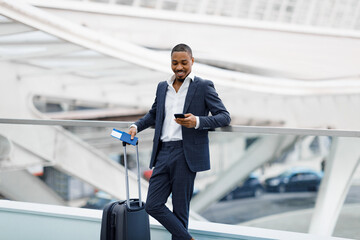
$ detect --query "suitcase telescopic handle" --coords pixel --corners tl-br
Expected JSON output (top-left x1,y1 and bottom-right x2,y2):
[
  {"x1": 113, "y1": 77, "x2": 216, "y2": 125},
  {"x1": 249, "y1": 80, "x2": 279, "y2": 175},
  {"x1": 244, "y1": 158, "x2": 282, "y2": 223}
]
[{"x1": 122, "y1": 141, "x2": 142, "y2": 208}]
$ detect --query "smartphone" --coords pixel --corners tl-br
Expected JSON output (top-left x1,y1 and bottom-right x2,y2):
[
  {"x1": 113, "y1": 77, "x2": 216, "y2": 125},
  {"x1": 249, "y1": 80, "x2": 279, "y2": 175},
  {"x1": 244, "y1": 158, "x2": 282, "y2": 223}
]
[{"x1": 174, "y1": 113, "x2": 186, "y2": 119}]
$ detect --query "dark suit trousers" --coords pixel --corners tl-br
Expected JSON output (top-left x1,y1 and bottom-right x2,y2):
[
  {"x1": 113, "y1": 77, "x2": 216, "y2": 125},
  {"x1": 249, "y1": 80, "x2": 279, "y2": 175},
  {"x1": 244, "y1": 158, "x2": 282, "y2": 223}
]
[{"x1": 145, "y1": 141, "x2": 196, "y2": 240}]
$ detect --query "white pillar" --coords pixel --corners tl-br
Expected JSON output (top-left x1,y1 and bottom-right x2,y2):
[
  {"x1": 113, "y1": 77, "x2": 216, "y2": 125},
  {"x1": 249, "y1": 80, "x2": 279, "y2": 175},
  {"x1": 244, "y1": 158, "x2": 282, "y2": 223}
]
[
  {"x1": 276, "y1": 0, "x2": 289, "y2": 23},
  {"x1": 329, "y1": 0, "x2": 341, "y2": 28},
  {"x1": 213, "y1": 0, "x2": 223, "y2": 16},
  {"x1": 155, "y1": 0, "x2": 164, "y2": 10},
  {"x1": 175, "y1": 0, "x2": 185, "y2": 12},
  {"x1": 351, "y1": 0, "x2": 360, "y2": 29},
  {"x1": 305, "y1": 0, "x2": 318, "y2": 26},
  {"x1": 198, "y1": 0, "x2": 209, "y2": 15},
  {"x1": 309, "y1": 137, "x2": 360, "y2": 236},
  {"x1": 263, "y1": 0, "x2": 275, "y2": 21},
  {"x1": 247, "y1": 0, "x2": 258, "y2": 19},
  {"x1": 133, "y1": 0, "x2": 141, "y2": 7}
]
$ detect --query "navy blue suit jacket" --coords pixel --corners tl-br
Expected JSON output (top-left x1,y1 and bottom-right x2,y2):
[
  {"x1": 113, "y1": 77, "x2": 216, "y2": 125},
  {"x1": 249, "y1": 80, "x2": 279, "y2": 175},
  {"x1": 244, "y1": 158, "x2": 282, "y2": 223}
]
[{"x1": 135, "y1": 76, "x2": 231, "y2": 172}]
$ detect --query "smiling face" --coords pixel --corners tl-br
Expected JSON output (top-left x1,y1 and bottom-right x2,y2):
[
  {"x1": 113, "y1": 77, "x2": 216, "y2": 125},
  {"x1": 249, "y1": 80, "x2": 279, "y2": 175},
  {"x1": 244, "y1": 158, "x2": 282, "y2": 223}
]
[{"x1": 171, "y1": 51, "x2": 194, "y2": 82}]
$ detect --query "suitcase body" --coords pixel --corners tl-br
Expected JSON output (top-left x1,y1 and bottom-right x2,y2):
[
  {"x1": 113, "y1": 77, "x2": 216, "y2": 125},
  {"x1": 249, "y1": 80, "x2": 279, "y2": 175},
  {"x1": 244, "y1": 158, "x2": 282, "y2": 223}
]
[{"x1": 100, "y1": 141, "x2": 150, "y2": 240}]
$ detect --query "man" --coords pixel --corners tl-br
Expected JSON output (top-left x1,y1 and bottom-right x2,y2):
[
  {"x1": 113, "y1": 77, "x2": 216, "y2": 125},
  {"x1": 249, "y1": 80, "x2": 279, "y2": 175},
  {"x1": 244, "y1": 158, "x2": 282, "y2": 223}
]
[{"x1": 129, "y1": 43, "x2": 230, "y2": 240}]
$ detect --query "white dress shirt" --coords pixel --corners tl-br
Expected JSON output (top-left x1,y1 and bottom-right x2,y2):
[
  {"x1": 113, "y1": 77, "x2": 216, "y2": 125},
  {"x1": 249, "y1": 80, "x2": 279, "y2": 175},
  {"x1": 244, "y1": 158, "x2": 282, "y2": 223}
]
[
  {"x1": 161, "y1": 73, "x2": 193, "y2": 142},
  {"x1": 131, "y1": 73, "x2": 199, "y2": 139}
]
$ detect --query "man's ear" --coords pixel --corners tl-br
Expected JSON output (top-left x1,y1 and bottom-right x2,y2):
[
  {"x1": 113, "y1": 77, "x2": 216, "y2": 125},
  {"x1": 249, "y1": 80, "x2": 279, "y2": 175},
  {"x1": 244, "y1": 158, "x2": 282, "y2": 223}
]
[{"x1": 191, "y1": 57, "x2": 195, "y2": 65}]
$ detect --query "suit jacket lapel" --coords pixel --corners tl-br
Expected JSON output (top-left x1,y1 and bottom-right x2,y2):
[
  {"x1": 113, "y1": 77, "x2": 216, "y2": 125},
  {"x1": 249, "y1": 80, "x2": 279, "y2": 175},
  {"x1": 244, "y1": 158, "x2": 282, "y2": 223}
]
[
  {"x1": 183, "y1": 77, "x2": 199, "y2": 113},
  {"x1": 158, "y1": 81, "x2": 168, "y2": 123}
]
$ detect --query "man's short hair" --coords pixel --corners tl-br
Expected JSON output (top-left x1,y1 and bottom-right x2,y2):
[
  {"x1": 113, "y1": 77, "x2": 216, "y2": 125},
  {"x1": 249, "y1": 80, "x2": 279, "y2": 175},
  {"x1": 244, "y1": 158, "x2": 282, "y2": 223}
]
[{"x1": 171, "y1": 43, "x2": 192, "y2": 57}]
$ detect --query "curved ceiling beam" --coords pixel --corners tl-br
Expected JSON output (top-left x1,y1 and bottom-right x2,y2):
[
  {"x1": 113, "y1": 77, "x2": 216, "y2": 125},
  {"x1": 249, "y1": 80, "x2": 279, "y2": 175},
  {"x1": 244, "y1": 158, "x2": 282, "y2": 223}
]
[{"x1": 1, "y1": 0, "x2": 360, "y2": 96}]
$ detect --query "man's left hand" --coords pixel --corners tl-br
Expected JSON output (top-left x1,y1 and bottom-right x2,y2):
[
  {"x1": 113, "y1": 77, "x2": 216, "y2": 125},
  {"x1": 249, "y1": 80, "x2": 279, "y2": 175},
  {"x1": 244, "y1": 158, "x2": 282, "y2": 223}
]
[{"x1": 175, "y1": 113, "x2": 197, "y2": 128}]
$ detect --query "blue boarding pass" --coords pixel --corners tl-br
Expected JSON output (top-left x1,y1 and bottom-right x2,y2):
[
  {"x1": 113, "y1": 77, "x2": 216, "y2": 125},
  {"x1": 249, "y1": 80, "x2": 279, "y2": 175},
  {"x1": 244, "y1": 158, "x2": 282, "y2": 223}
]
[{"x1": 111, "y1": 128, "x2": 138, "y2": 146}]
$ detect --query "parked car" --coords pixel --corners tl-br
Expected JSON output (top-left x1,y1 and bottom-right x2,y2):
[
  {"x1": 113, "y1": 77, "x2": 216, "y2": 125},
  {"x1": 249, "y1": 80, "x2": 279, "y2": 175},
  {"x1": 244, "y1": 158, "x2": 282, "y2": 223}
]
[
  {"x1": 82, "y1": 191, "x2": 117, "y2": 209},
  {"x1": 265, "y1": 168, "x2": 323, "y2": 193},
  {"x1": 221, "y1": 174, "x2": 264, "y2": 201}
]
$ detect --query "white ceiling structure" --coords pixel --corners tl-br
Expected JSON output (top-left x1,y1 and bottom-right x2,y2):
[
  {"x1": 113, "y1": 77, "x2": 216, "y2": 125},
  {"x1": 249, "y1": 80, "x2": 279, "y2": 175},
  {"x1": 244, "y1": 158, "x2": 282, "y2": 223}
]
[
  {"x1": 1, "y1": 0, "x2": 360, "y2": 129},
  {"x1": 28, "y1": 0, "x2": 360, "y2": 80}
]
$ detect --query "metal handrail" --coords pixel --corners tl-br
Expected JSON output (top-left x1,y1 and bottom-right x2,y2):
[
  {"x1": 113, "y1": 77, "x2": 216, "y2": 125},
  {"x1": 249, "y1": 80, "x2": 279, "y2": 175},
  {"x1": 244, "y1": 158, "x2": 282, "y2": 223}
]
[{"x1": 0, "y1": 118, "x2": 360, "y2": 138}]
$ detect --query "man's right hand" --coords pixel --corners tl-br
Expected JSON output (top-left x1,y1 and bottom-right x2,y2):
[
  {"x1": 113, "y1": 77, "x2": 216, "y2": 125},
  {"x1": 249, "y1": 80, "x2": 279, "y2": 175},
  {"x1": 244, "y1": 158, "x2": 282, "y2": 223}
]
[{"x1": 128, "y1": 126, "x2": 137, "y2": 140}]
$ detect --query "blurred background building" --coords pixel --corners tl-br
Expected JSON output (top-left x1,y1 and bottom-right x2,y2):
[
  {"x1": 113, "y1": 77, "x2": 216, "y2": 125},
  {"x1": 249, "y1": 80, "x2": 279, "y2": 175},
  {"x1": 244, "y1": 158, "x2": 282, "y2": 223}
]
[{"x1": 0, "y1": 0, "x2": 360, "y2": 239}]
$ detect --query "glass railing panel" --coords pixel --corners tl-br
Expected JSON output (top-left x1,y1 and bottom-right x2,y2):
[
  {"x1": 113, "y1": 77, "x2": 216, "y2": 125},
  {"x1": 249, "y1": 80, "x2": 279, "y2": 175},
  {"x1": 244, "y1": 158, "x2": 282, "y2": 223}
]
[
  {"x1": 0, "y1": 119, "x2": 359, "y2": 239},
  {"x1": 200, "y1": 132, "x2": 326, "y2": 224},
  {"x1": 200, "y1": 132, "x2": 360, "y2": 240},
  {"x1": 0, "y1": 121, "x2": 153, "y2": 207}
]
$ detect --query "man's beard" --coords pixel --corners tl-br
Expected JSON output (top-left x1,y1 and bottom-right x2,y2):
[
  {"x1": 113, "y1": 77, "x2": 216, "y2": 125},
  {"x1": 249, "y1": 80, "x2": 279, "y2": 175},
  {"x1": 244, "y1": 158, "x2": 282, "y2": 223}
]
[{"x1": 175, "y1": 69, "x2": 188, "y2": 82}]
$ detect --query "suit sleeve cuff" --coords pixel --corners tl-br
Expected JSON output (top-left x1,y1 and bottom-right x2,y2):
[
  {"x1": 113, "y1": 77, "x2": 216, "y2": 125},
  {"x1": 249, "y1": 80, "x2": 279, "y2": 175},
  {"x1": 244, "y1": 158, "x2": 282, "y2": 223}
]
[
  {"x1": 130, "y1": 124, "x2": 138, "y2": 133},
  {"x1": 195, "y1": 116, "x2": 200, "y2": 129}
]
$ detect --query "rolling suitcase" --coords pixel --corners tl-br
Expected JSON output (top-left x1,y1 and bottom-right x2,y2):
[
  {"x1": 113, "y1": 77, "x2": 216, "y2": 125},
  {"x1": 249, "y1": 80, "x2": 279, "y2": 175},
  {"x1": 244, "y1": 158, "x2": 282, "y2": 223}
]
[{"x1": 100, "y1": 140, "x2": 151, "y2": 240}]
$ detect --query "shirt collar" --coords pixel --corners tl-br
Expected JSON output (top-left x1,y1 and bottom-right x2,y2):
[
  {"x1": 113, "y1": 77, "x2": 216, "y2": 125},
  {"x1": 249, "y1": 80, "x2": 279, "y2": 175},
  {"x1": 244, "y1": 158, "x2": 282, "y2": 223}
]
[{"x1": 167, "y1": 72, "x2": 195, "y2": 86}]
